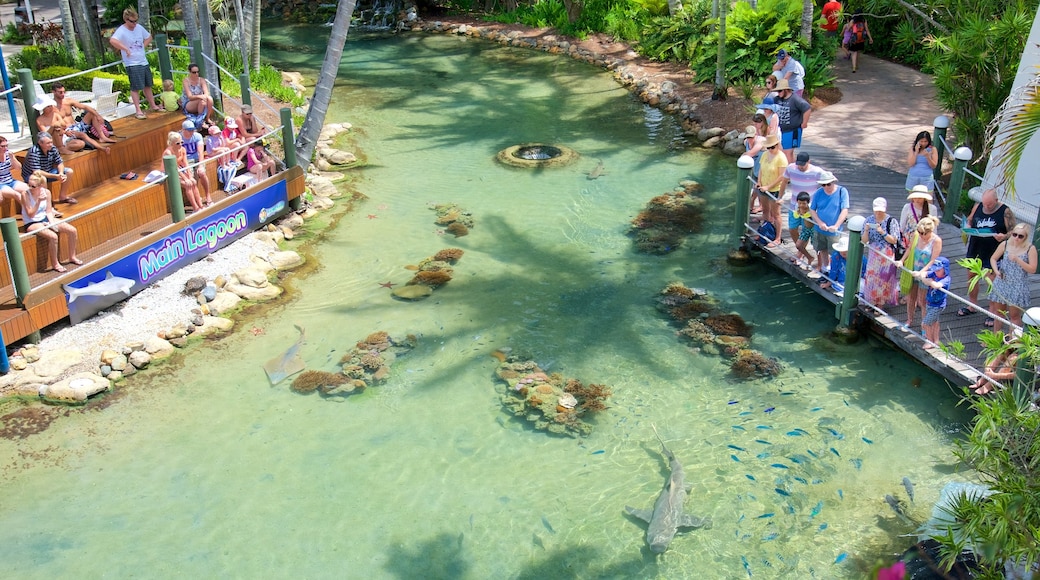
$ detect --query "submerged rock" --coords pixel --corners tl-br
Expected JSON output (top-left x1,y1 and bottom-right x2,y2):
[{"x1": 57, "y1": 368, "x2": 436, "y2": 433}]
[{"x1": 392, "y1": 285, "x2": 433, "y2": 300}]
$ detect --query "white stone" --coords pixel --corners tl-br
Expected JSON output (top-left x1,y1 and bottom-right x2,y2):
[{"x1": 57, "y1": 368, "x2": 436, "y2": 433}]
[
  {"x1": 144, "y1": 336, "x2": 175, "y2": 358},
  {"x1": 327, "y1": 150, "x2": 356, "y2": 165},
  {"x1": 128, "y1": 350, "x2": 151, "y2": 369},
  {"x1": 32, "y1": 349, "x2": 86, "y2": 378},
  {"x1": 208, "y1": 290, "x2": 243, "y2": 314},
  {"x1": 281, "y1": 213, "x2": 304, "y2": 230},
  {"x1": 232, "y1": 266, "x2": 271, "y2": 288},
  {"x1": 225, "y1": 281, "x2": 283, "y2": 301},
  {"x1": 196, "y1": 316, "x2": 235, "y2": 337},
  {"x1": 39, "y1": 373, "x2": 109, "y2": 403},
  {"x1": 267, "y1": 250, "x2": 304, "y2": 270}
]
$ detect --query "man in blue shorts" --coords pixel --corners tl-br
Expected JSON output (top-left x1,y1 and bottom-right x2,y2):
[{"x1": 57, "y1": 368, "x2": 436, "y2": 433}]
[
  {"x1": 180, "y1": 121, "x2": 212, "y2": 205},
  {"x1": 773, "y1": 78, "x2": 812, "y2": 163}
]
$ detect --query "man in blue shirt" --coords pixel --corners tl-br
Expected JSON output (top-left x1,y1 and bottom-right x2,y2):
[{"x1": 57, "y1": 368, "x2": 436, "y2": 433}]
[
  {"x1": 809, "y1": 171, "x2": 849, "y2": 276},
  {"x1": 180, "y1": 121, "x2": 211, "y2": 205},
  {"x1": 22, "y1": 132, "x2": 74, "y2": 203}
]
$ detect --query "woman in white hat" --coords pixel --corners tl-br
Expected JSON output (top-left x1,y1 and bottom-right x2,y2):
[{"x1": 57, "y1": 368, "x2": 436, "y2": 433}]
[
  {"x1": 861, "y1": 196, "x2": 901, "y2": 307},
  {"x1": 900, "y1": 185, "x2": 938, "y2": 239}
]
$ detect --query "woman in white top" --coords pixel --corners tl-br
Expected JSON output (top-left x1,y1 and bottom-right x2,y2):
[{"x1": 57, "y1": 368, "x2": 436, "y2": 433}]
[
  {"x1": 181, "y1": 63, "x2": 216, "y2": 125},
  {"x1": 22, "y1": 170, "x2": 81, "y2": 272}
]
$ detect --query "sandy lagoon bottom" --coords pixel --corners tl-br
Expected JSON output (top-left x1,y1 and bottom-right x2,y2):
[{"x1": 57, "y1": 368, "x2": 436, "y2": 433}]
[{"x1": 0, "y1": 32, "x2": 974, "y2": 578}]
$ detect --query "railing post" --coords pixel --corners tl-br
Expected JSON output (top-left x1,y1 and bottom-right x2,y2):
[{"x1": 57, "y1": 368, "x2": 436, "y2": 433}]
[
  {"x1": 932, "y1": 115, "x2": 949, "y2": 185},
  {"x1": 17, "y1": 68, "x2": 38, "y2": 144},
  {"x1": 191, "y1": 39, "x2": 205, "y2": 77},
  {"x1": 163, "y1": 156, "x2": 186, "y2": 223},
  {"x1": 943, "y1": 146, "x2": 973, "y2": 224},
  {"x1": 838, "y1": 215, "x2": 866, "y2": 327},
  {"x1": 734, "y1": 155, "x2": 754, "y2": 244},
  {"x1": 281, "y1": 107, "x2": 301, "y2": 210},
  {"x1": 1019, "y1": 308, "x2": 1040, "y2": 394},
  {"x1": 238, "y1": 73, "x2": 252, "y2": 107},
  {"x1": 156, "y1": 34, "x2": 172, "y2": 81},
  {"x1": 1, "y1": 217, "x2": 31, "y2": 307}
]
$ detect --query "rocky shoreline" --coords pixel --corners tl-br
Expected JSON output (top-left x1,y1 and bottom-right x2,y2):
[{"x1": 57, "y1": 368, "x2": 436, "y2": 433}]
[{"x1": 0, "y1": 123, "x2": 358, "y2": 404}]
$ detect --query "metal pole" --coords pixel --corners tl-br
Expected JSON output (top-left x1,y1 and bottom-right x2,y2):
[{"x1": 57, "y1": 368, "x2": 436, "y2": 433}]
[
  {"x1": 1, "y1": 217, "x2": 31, "y2": 306},
  {"x1": 943, "y1": 146, "x2": 973, "y2": 224},
  {"x1": 734, "y1": 155, "x2": 754, "y2": 244},
  {"x1": 0, "y1": 47, "x2": 17, "y2": 133},
  {"x1": 192, "y1": 39, "x2": 205, "y2": 78},
  {"x1": 238, "y1": 73, "x2": 251, "y2": 107},
  {"x1": 156, "y1": 34, "x2": 172, "y2": 81},
  {"x1": 931, "y1": 115, "x2": 949, "y2": 186},
  {"x1": 163, "y1": 156, "x2": 186, "y2": 223},
  {"x1": 838, "y1": 215, "x2": 866, "y2": 327},
  {"x1": 17, "y1": 68, "x2": 38, "y2": 144}
]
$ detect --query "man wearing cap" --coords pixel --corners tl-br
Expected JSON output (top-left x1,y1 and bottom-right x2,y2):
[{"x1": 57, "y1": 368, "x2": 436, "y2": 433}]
[
  {"x1": 22, "y1": 132, "x2": 75, "y2": 203},
  {"x1": 780, "y1": 152, "x2": 826, "y2": 247},
  {"x1": 180, "y1": 121, "x2": 212, "y2": 206},
  {"x1": 772, "y1": 49, "x2": 805, "y2": 98},
  {"x1": 809, "y1": 171, "x2": 849, "y2": 275},
  {"x1": 773, "y1": 78, "x2": 811, "y2": 163},
  {"x1": 756, "y1": 133, "x2": 787, "y2": 247},
  {"x1": 237, "y1": 105, "x2": 263, "y2": 143}
]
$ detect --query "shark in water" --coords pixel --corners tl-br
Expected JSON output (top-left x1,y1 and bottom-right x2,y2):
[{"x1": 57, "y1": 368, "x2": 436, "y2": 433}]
[
  {"x1": 63, "y1": 272, "x2": 135, "y2": 303},
  {"x1": 586, "y1": 160, "x2": 607, "y2": 180},
  {"x1": 625, "y1": 424, "x2": 712, "y2": 553}
]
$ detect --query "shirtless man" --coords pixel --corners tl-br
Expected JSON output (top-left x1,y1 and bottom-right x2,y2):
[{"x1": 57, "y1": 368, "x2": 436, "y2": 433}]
[
  {"x1": 52, "y1": 82, "x2": 117, "y2": 145},
  {"x1": 33, "y1": 97, "x2": 110, "y2": 155}
]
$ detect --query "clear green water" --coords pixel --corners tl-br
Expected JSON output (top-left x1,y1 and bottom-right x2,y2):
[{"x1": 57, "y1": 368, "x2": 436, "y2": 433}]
[{"x1": 0, "y1": 30, "x2": 972, "y2": 578}]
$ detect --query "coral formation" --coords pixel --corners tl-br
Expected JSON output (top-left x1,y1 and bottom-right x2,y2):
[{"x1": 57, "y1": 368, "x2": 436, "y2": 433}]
[
  {"x1": 291, "y1": 370, "x2": 349, "y2": 394},
  {"x1": 401, "y1": 250, "x2": 464, "y2": 291},
  {"x1": 408, "y1": 270, "x2": 453, "y2": 287},
  {"x1": 446, "y1": 223, "x2": 469, "y2": 237},
  {"x1": 628, "y1": 182, "x2": 708, "y2": 254},
  {"x1": 433, "y1": 248, "x2": 464, "y2": 264},
  {"x1": 429, "y1": 203, "x2": 475, "y2": 237},
  {"x1": 291, "y1": 331, "x2": 417, "y2": 399},
  {"x1": 656, "y1": 281, "x2": 781, "y2": 380},
  {"x1": 494, "y1": 356, "x2": 612, "y2": 437}
]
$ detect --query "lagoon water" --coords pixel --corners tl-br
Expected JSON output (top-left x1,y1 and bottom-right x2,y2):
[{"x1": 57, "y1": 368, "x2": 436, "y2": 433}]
[{"x1": 0, "y1": 30, "x2": 972, "y2": 578}]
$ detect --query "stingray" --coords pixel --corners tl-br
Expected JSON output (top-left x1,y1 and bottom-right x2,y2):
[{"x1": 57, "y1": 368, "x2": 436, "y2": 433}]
[{"x1": 263, "y1": 325, "x2": 306, "y2": 385}]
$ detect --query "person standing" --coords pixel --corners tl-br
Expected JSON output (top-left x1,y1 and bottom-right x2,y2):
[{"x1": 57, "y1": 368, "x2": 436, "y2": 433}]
[
  {"x1": 110, "y1": 8, "x2": 160, "y2": 120},
  {"x1": 756, "y1": 133, "x2": 786, "y2": 247},
  {"x1": 772, "y1": 49, "x2": 805, "y2": 98},
  {"x1": 904, "y1": 216, "x2": 942, "y2": 328},
  {"x1": 822, "y1": 0, "x2": 842, "y2": 38},
  {"x1": 861, "y1": 197, "x2": 901, "y2": 309},
  {"x1": 773, "y1": 79, "x2": 812, "y2": 163},
  {"x1": 960, "y1": 188, "x2": 1014, "y2": 325},
  {"x1": 987, "y1": 223, "x2": 1037, "y2": 333},
  {"x1": 755, "y1": 98, "x2": 780, "y2": 138},
  {"x1": 809, "y1": 171, "x2": 849, "y2": 276},
  {"x1": 780, "y1": 151, "x2": 826, "y2": 249},
  {"x1": 848, "y1": 13, "x2": 873, "y2": 73},
  {"x1": 905, "y1": 131, "x2": 938, "y2": 192}
]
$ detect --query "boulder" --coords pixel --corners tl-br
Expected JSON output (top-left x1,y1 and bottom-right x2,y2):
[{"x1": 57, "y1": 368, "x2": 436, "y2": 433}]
[
  {"x1": 166, "y1": 325, "x2": 189, "y2": 339},
  {"x1": 39, "y1": 373, "x2": 109, "y2": 403},
  {"x1": 100, "y1": 349, "x2": 121, "y2": 365},
  {"x1": 701, "y1": 136, "x2": 722, "y2": 148},
  {"x1": 208, "y1": 290, "x2": 242, "y2": 314},
  {"x1": 310, "y1": 195, "x2": 335, "y2": 210},
  {"x1": 279, "y1": 226, "x2": 294, "y2": 240},
  {"x1": 391, "y1": 285, "x2": 434, "y2": 300},
  {"x1": 225, "y1": 281, "x2": 283, "y2": 301},
  {"x1": 21, "y1": 345, "x2": 40, "y2": 363},
  {"x1": 32, "y1": 349, "x2": 86, "y2": 378},
  {"x1": 232, "y1": 266, "x2": 271, "y2": 288},
  {"x1": 307, "y1": 176, "x2": 338, "y2": 198},
  {"x1": 128, "y1": 350, "x2": 151, "y2": 369},
  {"x1": 109, "y1": 354, "x2": 128, "y2": 372},
  {"x1": 281, "y1": 213, "x2": 304, "y2": 230},
  {"x1": 144, "y1": 336, "x2": 175, "y2": 359},
  {"x1": 326, "y1": 150, "x2": 356, "y2": 165},
  {"x1": 267, "y1": 250, "x2": 304, "y2": 271},
  {"x1": 723, "y1": 139, "x2": 747, "y2": 156},
  {"x1": 9, "y1": 357, "x2": 27, "y2": 371},
  {"x1": 196, "y1": 316, "x2": 235, "y2": 337}
]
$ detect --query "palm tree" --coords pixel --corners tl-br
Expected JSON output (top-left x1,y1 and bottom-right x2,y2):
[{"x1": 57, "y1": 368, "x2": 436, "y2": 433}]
[
  {"x1": 712, "y1": 0, "x2": 727, "y2": 100},
  {"x1": 294, "y1": 0, "x2": 357, "y2": 171},
  {"x1": 72, "y1": 0, "x2": 102, "y2": 64},
  {"x1": 986, "y1": 72, "x2": 1040, "y2": 198},
  {"x1": 183, "y1": 0, "x2": 200, "y2": 44},
  {"x1": 57, "y1": 0, "x2": 80, "y2": 63},
  {"x1": 800, "y1": 0, "x2": 812, "y2": 43},
  {"x1": 138, "y1": 0, "x2": 150, "y2": 33},
  {"x1": 249, "y1": 0, "x2": 261, "y2": 71}
]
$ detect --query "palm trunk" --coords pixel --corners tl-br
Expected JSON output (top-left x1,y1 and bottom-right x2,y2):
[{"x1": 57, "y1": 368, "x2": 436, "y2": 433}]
[
  {"x1": 800, "y1": 0, "x2": 813, "y2": 44},
  {"x1": 69, "y1": 0, "x2": 99, "y2": 64},
  {"x1": 198, "y1": 0, "x2": 216, "y2": 70},
  {"x1": 232, "y1": 0, "x2": 250, "y2": 85},
  {"x1": 57, "y1": 0, "x2": 80, "y2": 63},
  {"x1": 712, "y1": 0, "x2": 727, "y2": 100},
  {"x1": 295, "y1": 0, "x2": 357, "y2": 172},
  {"x1": 666, "y1": 0, "x2": 682, "y2": 17},
  {"x1": 249, "y1": 0, "x2": 261, "y2": 72},
  {"x1": 138, "y1": 0, "x2": 150, "y2": 31},
  {"x1": 182, "y1": 0, "x2": 199, "y2": 44}
]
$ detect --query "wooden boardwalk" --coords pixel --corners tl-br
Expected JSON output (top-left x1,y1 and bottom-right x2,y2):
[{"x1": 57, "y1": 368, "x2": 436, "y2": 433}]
[{"x1": 749, "y1": 143, "x2": 1037, "y2": 387}]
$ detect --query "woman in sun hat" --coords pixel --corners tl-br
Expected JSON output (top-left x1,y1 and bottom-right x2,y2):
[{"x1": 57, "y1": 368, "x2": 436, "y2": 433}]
[
  {"x1": 756, "y1": 133, "x2": 786, "y2": 247},
  {"x1": 898, "y1": 184, "x2": 939, "y2": 299},
  {"x1": 861, "y1": 197, "x2": 901, "y2": 308}
]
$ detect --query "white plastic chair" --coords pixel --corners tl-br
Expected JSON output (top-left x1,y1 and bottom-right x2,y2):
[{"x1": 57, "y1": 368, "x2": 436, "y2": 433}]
[{"x1": 91, "y1": 77, "x2": 114, "y2": 100}]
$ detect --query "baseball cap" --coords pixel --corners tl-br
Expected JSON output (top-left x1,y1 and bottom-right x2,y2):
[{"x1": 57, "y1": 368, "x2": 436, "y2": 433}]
[
  {"x1": 182, "y1": 120, "x2": 195, "y2": 131},
  {"x1": 796, "y1": 152, "x2": 810, "y2": 165},
  {"x1": 777, "y1": 49, "x2": 788, "y2": 60}
]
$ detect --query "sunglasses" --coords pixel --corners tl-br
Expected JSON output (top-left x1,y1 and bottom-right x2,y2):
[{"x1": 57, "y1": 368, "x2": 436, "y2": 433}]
[
  {"x1": 766, "y1": 145, "x2": 777, "y2": 150},
  {"x1": 1012, "y1": 232, "x2": 1026, "y2": 239},
  {"x1": 126, "y1": 19, "x2": 138, "y2": 23}
]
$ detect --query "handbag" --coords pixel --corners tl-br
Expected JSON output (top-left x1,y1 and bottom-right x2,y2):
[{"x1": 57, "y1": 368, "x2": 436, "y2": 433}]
[{"x1": 900, "y1": 232, "x2": 919, "y2": 295}]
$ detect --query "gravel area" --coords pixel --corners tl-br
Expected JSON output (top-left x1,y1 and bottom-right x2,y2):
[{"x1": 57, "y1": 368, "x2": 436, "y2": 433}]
[{"x1": 37, "y1": 233, "x2": 274, "y2": 355}]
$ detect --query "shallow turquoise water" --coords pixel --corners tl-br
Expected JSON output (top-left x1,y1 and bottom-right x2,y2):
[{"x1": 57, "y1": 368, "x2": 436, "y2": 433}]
[{"x1": 0, "y1": 30, "x2": 972, "y2": 578}]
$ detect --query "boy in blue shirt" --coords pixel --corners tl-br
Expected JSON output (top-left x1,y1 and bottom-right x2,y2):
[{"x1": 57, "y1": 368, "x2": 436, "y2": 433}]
[{"x1": 917, "y1": 256, "x2": 950, "y2": 345}]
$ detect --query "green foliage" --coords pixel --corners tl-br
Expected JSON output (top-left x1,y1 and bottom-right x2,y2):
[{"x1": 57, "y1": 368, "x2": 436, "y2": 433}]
[
  {"x1": 689, "y1": 0, "x2": 803, "y2": 83},
  {"x1": 638, "y1": 0, "x2": 714, "y2": 62},
  {"x1": 505, "y1": 0, "x2": 570, "y2": 30},
  {"x1": 250, "y1": 64, "x2": 307, "y2": 108},
  {"x1": 35, "y1": 66, "x2": 159, "y2": 101},
  {"x1": 733, "y1": 76, "x2": 757, "y2": 101},
  {"x1": 799, "y1": 38, "x2": 838, "y2": 100},
  {"x1": 10, "y1": 42, "x2": 86, "y2": 71},
  {"x1": 0, "y1": 22, "x2": 31, "y2": 45}
]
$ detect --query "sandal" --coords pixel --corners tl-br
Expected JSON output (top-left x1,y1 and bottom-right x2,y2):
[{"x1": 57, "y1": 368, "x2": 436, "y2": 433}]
[
  {"x1": 69, "y1": 257, "x2": 83, "y2": 265},
  {"x1": 52, "y1": 264, "x2": 67, "y2": 273},
  {"x1": 956, "y1": 307, "x2": 973, "y2": 317},
  {"x1": 984, "y1": 318, "x2": 995, "y2": 328},
  {"x1": 134, "y1": 112, "x2": 148, "y2": 120}
]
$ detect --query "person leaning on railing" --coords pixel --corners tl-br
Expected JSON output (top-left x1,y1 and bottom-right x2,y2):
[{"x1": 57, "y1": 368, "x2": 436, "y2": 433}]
[
  {"x1": 0, "y1": 137, "x2": 30, "y2": 201},
  {"x1": 21, "y1": 170, "x2": 81, "y2": 273}
]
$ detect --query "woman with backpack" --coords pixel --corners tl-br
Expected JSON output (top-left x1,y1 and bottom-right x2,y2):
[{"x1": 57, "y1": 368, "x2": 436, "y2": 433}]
[
  {"x1": 848, "y1": 13, "x2": 873, "y2": 73},
  {"x1": 861, "y1": 197, "x2": 901, "y2": 308}
]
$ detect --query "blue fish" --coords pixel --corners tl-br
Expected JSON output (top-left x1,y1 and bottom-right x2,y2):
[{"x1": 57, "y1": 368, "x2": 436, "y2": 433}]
[
  {"x1": 851, "y1": 458, "x2": 862, "y2": 470},
  {"x1": 728, "y1": 400, "x2": 739, "y2": 405},
  {"x1": 731, "y1": 454, "x2": 741, "y2": 462},
  {"x1": 762, "y1": 532, "x2": 779, "y2": 541},
  {"x1": 746, "y1": 474, "x2": 756, "y2": 481},
  {"x1": 788, "y1": 456, "x2": 803, "y2": 464},
  {"x1": 794, "y1": 476, "x2": 808, "y2": 485},
  {"x1": 774, "y1": 488, "x2": 791, "y2": 497},
  {"x1": 811, "y1": 407, "x2": 823, "y2": 411},
  {"x1": 795, "y1": 428, "x2": 810, "y2": 435},
  {"x1": 810, "y1": 501, "x2": 823, "y2": 519},
  {"x1": 728, "y1": 445, "x2": 746, "y2": 452},
  {"x1": 733, "y1": 425, "x2": 747, "y2": 431},
  {"x1": 806, "y1": 449, "x2": 819, "y2": 458},
  {"x1": 754, "y1": 439, "x2": 772, "y2": 445},
  {"x1": 739, "y1": 411, "x2": 752, "y2": 416},
  {"x1": 834, "y1": 552, "x2": 848, "y2": 564},
  {"x1": 811, "y1": 478, "x2": 823, "y2": 484},
  {"x1": 764, "y1": 407, "x2": 775, "y2": 413},
  {"x1": 591, "y1": 450, "x2": 605, "y2": 455},
  {"x1": 826, "y1": 428, "x2": 842, "y2": 437},
  {"x1": 542, "y1": 516, "x2": 556, "y2": 534},
  {"x1": 741, "y1": 555, "x2": 752, "y2": 577},
  {"x1": 818, "y1": 523, "x2": 828, "y2": 531},
  {"x1": 756, "y1": 425, "x2": 773, "y2": 430},
  {"x1": 837, "y1": 489, "x2": 844, "y2": 500},
  {"x1": 756, "y1": 452, "x2": 771, "y2": 460},
  {"x1": 756, "y1": 512, "x2": 774, "y2": 519},
  {"x1": 780, "y1": 391, "x2": 795, "y2": 396},
  {"x1": 862, "y1": 437, "x2": 873, "y2": 444},
  {"x1": 829, "y1": 447, "x2": 841, "y2": 457},
  {"x1": 786, "y1": 431, "x2": 803, "y2": 437},
  {"x1": 770, "y1": 463, "x2": 788, "y2": 469},
  {"x1": 737, "y1": 514, "x2": 745, "y2": 524}
]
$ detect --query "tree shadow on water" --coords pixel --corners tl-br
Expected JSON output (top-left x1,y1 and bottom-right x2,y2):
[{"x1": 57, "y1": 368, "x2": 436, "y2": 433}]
[
  {"x1": 383, "y1": 532, "x2": 469, "y2": 580},
  {"x1": 516, "y1": 543, "x2": 657, "y2": 579}
]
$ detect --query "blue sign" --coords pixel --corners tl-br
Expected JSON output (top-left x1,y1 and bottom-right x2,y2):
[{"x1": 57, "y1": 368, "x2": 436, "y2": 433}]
[{"x1": 63, "y1": 179, "x2": 288, "y2": 324}]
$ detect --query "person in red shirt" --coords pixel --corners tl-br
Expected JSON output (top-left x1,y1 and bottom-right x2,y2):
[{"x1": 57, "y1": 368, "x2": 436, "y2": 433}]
[{"x1": 822, "y1": 1, "x2": 842, "y2": 37}]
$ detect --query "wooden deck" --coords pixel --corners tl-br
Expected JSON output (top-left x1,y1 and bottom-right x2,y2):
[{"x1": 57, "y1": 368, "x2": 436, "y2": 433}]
[
  {"x1": 0, "y1": 112, "x2": 306, "y2": 345},
  {"x1": 748, "y1": 143, "x2": 1034, "y2": 387}
]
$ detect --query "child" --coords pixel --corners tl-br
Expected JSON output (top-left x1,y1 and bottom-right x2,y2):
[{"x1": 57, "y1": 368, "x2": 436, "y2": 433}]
[
  {"x1": 247, "y1": 141, "x2": 275, "y2": 180},
  {"x1": 205, "y1": 125, "x2": 232, "y2": 168},
  {"x1": 819, "y1": 235, "x2": 848, "y2": 293},
  {"x1": 916, "y1": 256, "x2": 951, "y2": 345},
  {"x1": 222, "y1": 118, "x2": 244, "y2": 164},
  {"x1": 791, "y1": 191, "x2": 815, "y2": 269},
  {"x1": 158, "y1": 79, "x2": 180, "y2": 112}
]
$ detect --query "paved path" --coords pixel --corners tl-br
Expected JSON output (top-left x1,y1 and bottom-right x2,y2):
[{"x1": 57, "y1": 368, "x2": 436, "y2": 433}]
[{"x1": 803, "y1": 53, "x2": 943, "y2": 177}]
